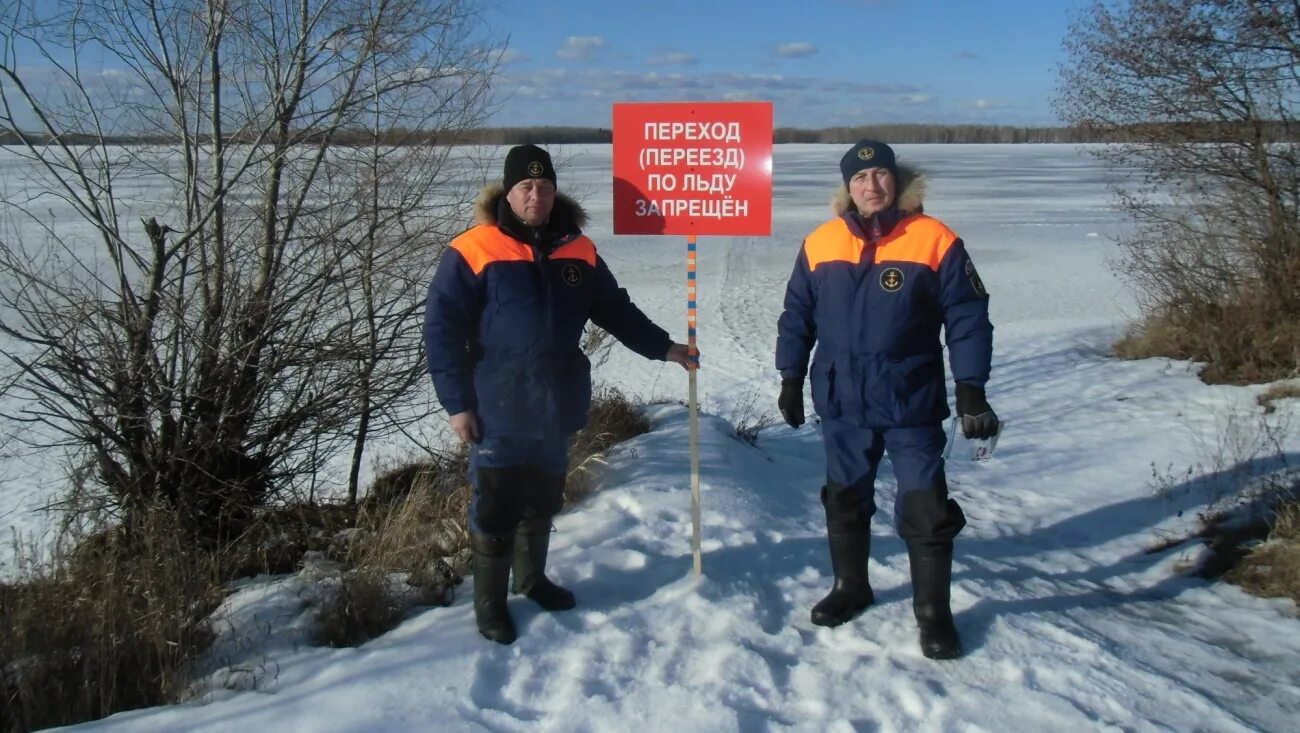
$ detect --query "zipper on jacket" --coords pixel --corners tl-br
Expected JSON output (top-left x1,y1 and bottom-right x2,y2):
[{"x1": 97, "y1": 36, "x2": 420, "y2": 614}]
[{"x1": 533, "y1": 245, "x2": 556, "y2": 345}]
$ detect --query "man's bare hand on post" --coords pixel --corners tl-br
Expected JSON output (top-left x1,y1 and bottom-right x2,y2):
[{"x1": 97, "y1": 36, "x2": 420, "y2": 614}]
[
  {"x1": 665, "y1": 342, "x2": 699, "y2": 371},
  {"x1": 449, "y1": 410, "x2": 480, "y2": 443}
]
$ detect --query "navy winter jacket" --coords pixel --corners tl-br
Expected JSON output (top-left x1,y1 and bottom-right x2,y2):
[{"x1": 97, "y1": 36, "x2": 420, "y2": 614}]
[
  {"x1": 425, "y1": 186, "x2": 671, "y2": 438},
  {"x1": 776, "y1": 167, "x2": 993, "y2": 428}
]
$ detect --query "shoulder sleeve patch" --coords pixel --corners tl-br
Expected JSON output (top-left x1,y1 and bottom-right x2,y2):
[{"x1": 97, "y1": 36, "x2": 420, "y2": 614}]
[{"x1": 964, "y1": 258, "x2": 988, "y2": 297}]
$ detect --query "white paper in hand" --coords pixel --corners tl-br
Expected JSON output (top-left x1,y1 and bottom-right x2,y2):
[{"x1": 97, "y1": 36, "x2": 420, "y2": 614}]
[{"x1": 942, "y1": 416, "x2": 1003, "y2": 462}]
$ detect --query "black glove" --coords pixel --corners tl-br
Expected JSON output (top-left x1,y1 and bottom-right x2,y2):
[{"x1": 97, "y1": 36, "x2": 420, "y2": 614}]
[
  {"x1": 955, "y1": 382, "x2": 999, "y2": 440},
  {"x1": 778, "y1": 378, "x2": 805, "y2": 429}
]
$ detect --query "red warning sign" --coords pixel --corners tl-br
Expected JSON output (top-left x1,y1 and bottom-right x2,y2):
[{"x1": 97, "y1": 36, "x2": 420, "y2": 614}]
[{"x1": 613, "y1": 101, "x2": 772, "y2": 236}]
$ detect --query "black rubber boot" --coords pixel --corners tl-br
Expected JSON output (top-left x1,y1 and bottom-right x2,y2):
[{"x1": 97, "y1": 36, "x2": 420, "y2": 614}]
[
  {"x1": 811, "y1": 530, "x2": 875, "y2": 627},
  {"x1": 512, "y1": 518, "x2": 576, "y2": 611},
  {"x1": 908, "y1": 543, "x2": 962, "y2": 659},
  {"x1": 471, "y1": 533, "x2": 517, "y2": 644}
]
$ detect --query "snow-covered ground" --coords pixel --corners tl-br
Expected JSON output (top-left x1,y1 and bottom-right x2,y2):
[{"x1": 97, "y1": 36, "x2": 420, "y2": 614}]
[{"x1": 7, "y1": 144, "x2": 1298, "y2": 731}]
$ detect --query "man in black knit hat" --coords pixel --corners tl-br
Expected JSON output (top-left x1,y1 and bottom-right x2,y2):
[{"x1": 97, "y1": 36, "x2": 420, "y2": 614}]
[{"x1": 425, "y1": 144, "x2": 696, "y2": 644}]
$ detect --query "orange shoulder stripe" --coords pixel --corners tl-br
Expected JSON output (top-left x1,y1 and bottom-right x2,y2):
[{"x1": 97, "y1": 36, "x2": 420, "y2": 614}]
[
  {"x1": 451, "y1": 226, "x2": 534, "y2": 276},
  {"x1": 873, "y1": 215, "x2": 959, "y2": 270},
  {"x1": 804, "y1": 218, "x2": 863, "y2": 272},
  {"x1": 552, "y1": 236, "x2": 598, "y2": 266}
]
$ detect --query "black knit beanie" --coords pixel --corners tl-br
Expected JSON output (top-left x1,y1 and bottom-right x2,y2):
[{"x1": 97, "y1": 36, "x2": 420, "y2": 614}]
[
  {"x1": 502, "y1": 144, "x2": 557, "y2": 191},
  {"x1": 840, "y1": 139, "x2": 898, "y2": 186}
]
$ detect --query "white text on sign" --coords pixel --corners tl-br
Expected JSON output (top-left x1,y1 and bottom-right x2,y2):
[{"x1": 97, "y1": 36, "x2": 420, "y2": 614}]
[
  {"x1": 645, "y1": 173, "x2": 738, "y2": 194},
  {"x1": 638, "y1": 147, "x2": 747, "y2": 171},
  {"x1": 635, "y1": 198, "x2": 751, "y2": 219},
  {"x1": 643, "y1": 122, "x2": 744, "y2": 142}
]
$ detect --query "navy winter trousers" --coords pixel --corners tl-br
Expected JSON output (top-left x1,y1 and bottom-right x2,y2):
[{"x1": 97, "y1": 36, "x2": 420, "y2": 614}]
[
  {"x1": 820, "y1": 420, "x2": 966, "y2": 546},
  {"x1": 468, "y1": 433, "x2": 569, "y2": 536}
]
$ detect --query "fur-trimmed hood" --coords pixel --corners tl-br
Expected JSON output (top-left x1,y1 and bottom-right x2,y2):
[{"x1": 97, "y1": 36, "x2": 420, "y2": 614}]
[
  {"x1": 830, "y1": 163, "x2": 927, "y2": 217},
  {"x1": 473, "y1": 182, "x2": 588, "y2": 230}
]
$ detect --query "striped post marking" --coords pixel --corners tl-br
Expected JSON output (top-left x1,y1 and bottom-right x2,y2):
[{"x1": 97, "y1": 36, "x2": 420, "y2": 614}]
[{"x1": 687, "y1": 234, "x2": 702, "y2": 577}]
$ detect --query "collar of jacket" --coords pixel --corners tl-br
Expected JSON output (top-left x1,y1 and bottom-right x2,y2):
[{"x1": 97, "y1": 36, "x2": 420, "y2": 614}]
[
  {"x1": 830, "y1": 162, "x2": 928, "y2": 244},
  {"x1": 473, "y1": 182, "x2": 587, "y2": 253}
]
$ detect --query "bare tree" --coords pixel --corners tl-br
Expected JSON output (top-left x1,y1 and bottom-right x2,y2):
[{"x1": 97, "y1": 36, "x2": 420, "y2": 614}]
[
  {"x1": 1056, "y1": 0, "x2": 1299, "y2": 381},
  {"x1": 0, "y1": 0, "x2": 498, "y2": 538}
]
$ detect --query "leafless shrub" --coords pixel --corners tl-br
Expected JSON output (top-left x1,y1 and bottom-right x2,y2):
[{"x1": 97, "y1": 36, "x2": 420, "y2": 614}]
[
  {"x1": 0, "y1": 0, "x2": 499, "y2": 543},
  {"x1": 1057, "y1": 0, "x2": 1300, "y2": 383},
  {"x1": 727, "y1": 389, "x2": 776, "y2": 446},
  {"x1": 1149, "y1": 460, "x2": 1200, "y2": 506}
]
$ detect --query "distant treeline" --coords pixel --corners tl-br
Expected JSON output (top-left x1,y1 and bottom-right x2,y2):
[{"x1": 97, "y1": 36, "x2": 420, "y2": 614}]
[
  {"x1": 3, "y1": 121, "x2": 1295, "y2": 146},
  {"x1": 442, "y1": 125, "x2": 1092, "y2": 144}
]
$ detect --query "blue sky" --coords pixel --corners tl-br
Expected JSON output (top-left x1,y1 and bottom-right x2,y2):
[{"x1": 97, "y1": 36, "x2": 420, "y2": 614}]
[{"x1": 482, "y1": 0, "x2": 1079, "y2": 129}]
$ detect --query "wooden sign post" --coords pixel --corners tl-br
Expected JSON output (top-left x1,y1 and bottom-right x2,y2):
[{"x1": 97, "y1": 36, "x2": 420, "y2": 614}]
[{"x1": 612, "y1": 101, "x2": 773, "y2": 577}]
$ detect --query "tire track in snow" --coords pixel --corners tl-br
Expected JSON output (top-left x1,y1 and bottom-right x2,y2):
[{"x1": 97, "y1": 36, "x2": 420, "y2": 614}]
[{"x1": 704, "y1": 236, "x2": 789, "y2": 417}]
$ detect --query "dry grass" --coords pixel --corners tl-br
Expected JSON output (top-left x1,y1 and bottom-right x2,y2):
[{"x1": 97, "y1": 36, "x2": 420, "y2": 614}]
[
  {"x1": 1114, "y1": 298, "x2": 1300, "y2": 384},
  {"x1": 310, "y1": 448, "x2": 470, "y2": 648},
  {"x1": 313, "y1": 388, "x2": 653, "y2": 647},
  {"x1": 1258, "y1": 381, "x2": 1300, "y2": 414},
  {"x1": 1143, "y1": 400, "x2": 1298, "y2": 606},
  {"x1": 311, "y1": 388, "x2": 651, "y2": 647},
  {"x1": 365, "y1": 445, "x2": 470, "y2": 508},
  {"x1": 310, "y1": 569, "x2": 409, "y2": 648},
  {"x1": 221, "y1": 502, "x2": 361, "y2": 578},
  {"x1": 565, "y1": 386, "x2": 652, "y2": 506},
  {"x1": 1, "y1": 387, "x2": 656, "y2": 725},
  {"x1": 1224, "y1": 501, "x2": 1300, "y2": 604},
  {"x1": 0, "y1": 508, "x2": 224, "y2": 732}
]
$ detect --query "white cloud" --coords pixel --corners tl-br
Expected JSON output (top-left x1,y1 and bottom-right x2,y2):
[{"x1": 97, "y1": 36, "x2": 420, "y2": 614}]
[
  {"x1": 489, "y1": 67, "x2": 1053, "y2": 126},
  {"x1": 497, "y1": 69, "x2": 917, "y2": 102},
  {"x1": 776, "y1": 42, "x2": 818, "y2": 58},
  {"x1": 555, "y1": 36, "x2": 607, "y2": 62},
  {"x1": 490, "y1": 68, "x2": 932, "y2": 126},
  {"x1": 647, "y1": 52, "x2": 699, "y2": 67},
  {"x1": 484, "y1": 48, "x2": 524, "y2": 64}
]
